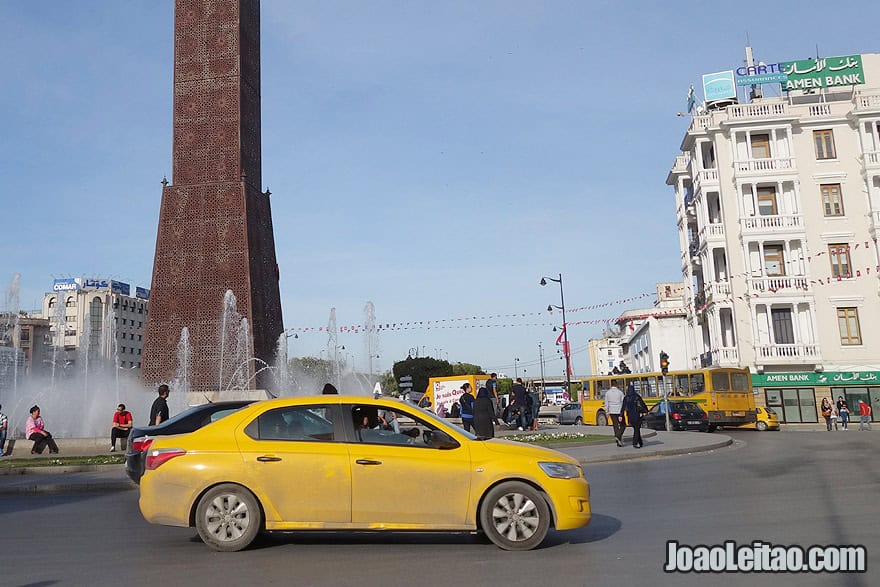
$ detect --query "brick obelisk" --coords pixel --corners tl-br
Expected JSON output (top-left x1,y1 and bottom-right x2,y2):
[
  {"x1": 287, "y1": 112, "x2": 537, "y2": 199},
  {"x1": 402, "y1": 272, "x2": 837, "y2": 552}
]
[{"x1": 142, "y1": 0, "x2": 283, "y2": 391}]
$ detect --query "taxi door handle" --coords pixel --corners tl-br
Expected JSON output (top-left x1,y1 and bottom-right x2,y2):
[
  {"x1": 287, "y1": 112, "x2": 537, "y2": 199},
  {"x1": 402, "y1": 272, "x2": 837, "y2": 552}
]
[
  {"x1": 257, "y1": 456, "x2": 282, "y2": 462},
  {"x1": 355, "y1": 459, "x2": 382, "y2": 466}
]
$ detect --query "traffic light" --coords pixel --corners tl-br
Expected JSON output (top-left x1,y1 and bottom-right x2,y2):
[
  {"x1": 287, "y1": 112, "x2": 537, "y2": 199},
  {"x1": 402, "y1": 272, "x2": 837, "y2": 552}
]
[{"x1": 659, "y1": 351, "x2": 669, "y2": 376}]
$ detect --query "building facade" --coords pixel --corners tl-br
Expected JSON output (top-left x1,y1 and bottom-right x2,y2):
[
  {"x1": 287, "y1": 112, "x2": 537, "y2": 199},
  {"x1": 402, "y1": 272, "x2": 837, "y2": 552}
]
[
  {"x1": 667, "y1": 52, "x2": 880, "y2": 423},
  {"x1": 41, "y1": 278, "x2": 150, "y2": 371},
  {"x1": 0, "y1": 313, "x2": 51, "y2": 379}
]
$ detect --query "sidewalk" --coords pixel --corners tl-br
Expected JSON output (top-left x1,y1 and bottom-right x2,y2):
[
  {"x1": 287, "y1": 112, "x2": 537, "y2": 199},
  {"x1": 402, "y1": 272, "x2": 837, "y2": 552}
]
[{"x1": 0, "y1": 424, "x2": 733, "y2": 496}]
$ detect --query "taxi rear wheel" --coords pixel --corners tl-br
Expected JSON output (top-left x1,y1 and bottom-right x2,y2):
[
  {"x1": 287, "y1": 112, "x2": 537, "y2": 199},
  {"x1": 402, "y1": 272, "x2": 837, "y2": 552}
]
[
  {"x1": 195, "y1": 484, "x2": 262, "y2": 552},
  {"x1": 756, "y1": 421, "x2": 768, "y2": 431},
  {"x1": 480, "y1": 481, "x2": 550, "y2": 551}
]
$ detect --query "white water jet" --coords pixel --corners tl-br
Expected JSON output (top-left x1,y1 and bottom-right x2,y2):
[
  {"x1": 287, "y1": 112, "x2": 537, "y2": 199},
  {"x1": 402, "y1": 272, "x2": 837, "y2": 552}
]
[{"x1": 273, "y1": 333, "x2": 290, "y2": 396}]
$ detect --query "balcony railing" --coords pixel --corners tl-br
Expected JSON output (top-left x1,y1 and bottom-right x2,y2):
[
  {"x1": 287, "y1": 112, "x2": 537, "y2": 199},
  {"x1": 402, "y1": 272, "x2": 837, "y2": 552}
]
[
  {"x1": 708, "y1": 347, "x2": 739, "y2": 365},
  {"x1": 726, "y1": 102, "x2": 789, "y2": 120},
  {"x1": 853, "y1": 89, "x2": 880, "y2": 112},
  {"x1": 705, "y1": 281, "x2": 731, "y2": 299},
  {"x1": 699, "y1": 223, "x2": 725, "y2": 242},
  {"x1": 689, "y1": 115, "x2": 711, "y2": 133},
  {"x1": 672, "y1": 154, "x2": 691, "y2": 173},
  {"x1": 740, "y1": 214, "x2": 804, "y2": 233},
  {"x1": 864, "y1": 151, "x2": 880, "y2": 167},
  {"x1": 734, "y1": 157, "x2": 796, "y2": 174},
  {"x1": 756, "y1": 343, "x2": 820, "y2": 361},
  {"x1": 747, "y1": 276, "x2": 811, "y2": 293}
]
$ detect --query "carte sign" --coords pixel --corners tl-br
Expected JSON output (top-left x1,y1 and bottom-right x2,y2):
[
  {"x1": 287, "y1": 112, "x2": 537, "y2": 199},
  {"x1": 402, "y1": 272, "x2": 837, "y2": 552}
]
[
  {"x1": 781, "y1": 55, "x2": 864, "y2": 91},
  {"x1": 753, "y1": 370, "x2": 880, "y2": 387}
]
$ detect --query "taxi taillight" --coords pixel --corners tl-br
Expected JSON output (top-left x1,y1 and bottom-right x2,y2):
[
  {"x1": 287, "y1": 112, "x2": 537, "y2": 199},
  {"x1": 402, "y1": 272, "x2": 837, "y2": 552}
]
[{"x1": 145, "y1": 448, "x2": 186, "y2": 470}]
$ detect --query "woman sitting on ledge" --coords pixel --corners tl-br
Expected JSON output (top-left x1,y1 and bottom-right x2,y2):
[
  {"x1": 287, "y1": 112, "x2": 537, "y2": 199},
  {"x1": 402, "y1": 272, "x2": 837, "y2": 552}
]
[{"x1": 26, "y1": 405, "x2": 59, "y2": 455}]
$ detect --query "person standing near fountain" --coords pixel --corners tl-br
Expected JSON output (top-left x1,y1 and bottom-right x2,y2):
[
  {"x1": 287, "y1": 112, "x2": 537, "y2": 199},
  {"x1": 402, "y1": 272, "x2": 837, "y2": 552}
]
[
  {"x1": 149, "y1": 385, "x2": 171, "y2": 425},
  {"x1": 0, "y1": 405, "x2": 7, "y2": 457},
  {"x1": 110, "y1": 404, "x2": 133, "y2": 452},
  {"x1": 26, "y1": 406, "x2": 59, "y2": 455}
]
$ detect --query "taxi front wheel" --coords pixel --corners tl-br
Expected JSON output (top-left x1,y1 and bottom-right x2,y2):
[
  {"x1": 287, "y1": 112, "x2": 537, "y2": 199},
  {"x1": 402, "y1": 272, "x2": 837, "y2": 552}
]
[
  {"x1": 480, "y1": 481, "x2": 550, "y2": 551},
  {"x1": 195, "y1": 483, "x2": 263, "y2": 552}
]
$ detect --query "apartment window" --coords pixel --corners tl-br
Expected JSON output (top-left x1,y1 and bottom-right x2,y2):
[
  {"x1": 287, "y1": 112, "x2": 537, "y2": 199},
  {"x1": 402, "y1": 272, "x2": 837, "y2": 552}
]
[
  {"x1": 751, "y1": 134, "x2": 771, "y2": 159},
  {"x1": 771, "y1": 308, "x2": 795, "y2": 344},
  {"x1": 837, "y1": 307, "x2": 862, "y2": 345},
  {"x1": 763, "y1": 245, "x2": 785, "y2": 276},
  {"x1": 756, "y1": 186, "x2": 778, "y2": 216},
  {"x1": 820, "y1": 183, "x2": 844, "y2": 217},
  {"x1": 65, "y1": 296, "x2": 76, "y2": 307},
  {"x1": 814, "y1": 129, "x2": 836, "y2": 160},
  {"x1": 828, "y1": 244, "x2": 852, "y2": 278}
]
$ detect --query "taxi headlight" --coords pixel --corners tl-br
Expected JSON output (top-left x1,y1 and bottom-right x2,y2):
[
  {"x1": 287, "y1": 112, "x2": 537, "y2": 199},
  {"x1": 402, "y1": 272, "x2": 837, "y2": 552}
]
[{"x1": 538, "y1": 461, "x2": 581, "y2": 479}]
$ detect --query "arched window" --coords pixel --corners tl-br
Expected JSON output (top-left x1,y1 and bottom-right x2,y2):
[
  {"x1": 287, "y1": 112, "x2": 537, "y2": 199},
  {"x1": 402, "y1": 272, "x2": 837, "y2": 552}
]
[
  {"x1": 48, "y1": 297, "x2": 57, "y2": 309},
  {"x1": 65, "y1": 296, "x2": 76, "y2": 308}
]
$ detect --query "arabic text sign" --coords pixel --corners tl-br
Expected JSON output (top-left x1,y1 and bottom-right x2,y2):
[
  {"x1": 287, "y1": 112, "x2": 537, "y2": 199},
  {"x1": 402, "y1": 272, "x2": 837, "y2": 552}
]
[
  {"x1": 702, "y1": 70, "x2": 736, "y2": 102},
  {"x1": 753, "y1": 370, "x2": 880, "y2": 387},
  {"x1": 781, "y1": 55, "x2": 864, "y2": 90}
]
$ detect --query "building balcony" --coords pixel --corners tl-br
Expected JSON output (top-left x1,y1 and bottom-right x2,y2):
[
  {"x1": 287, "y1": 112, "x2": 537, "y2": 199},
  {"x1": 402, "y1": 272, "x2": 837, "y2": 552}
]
[
  {"x1": 688, "y1": 115, "x2": 712, "y2": 134},
  {"x1": 852, "y1": 89, "x2": 880, "y2": 115},
  {"x1": 672, "y1": 154, "x2": 691, "y2": 174},
  {"x1": 740, "y1": 214, "x2": 804, "y2": 236},
  {"x1": 747, "y1": 275, "x2": 811, "y2": 294},
  {"x1": 734, "y1": 157, "x2": 796, "y2": 177},
  {"x1": 863, "y1": 150, "x2": 880, "y2": 172},
  {"x1": 869, "y1": 210, "x2": 880, "y2": 240},
  {"x1": 701, "y1": 347, "x2": 739, "y2": 367},
  {"x1": 698, "y1": 222, "x2": 725, "y2": 245},
  {"x1": 756, "y1": 343, "x2": 821, "y2": 363},
  {"x1": 724, "y1": 102, "x2": 796, "y2": 124},
  {"x1": 694, "y1": 168, "x2": 719, "y2": 193},
  {"x1": 705, "y1": 281, "x2": 732, "y2": 300}
]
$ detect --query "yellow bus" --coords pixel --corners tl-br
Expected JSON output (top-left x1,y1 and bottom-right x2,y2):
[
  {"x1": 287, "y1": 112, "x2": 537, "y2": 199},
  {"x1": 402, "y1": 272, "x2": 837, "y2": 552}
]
[{"x1": 580, "y1": 367, "x2": 756, "y2": 431}]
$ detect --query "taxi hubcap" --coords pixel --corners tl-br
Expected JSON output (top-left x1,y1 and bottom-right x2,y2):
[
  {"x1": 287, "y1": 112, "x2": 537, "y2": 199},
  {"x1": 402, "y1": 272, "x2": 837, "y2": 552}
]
[
  {"x1": 491, "y1": 491, "x2": 539, "y2": 542},
  {"x1": 205, "y1": 494, "x2": 250, "y2": 541}
]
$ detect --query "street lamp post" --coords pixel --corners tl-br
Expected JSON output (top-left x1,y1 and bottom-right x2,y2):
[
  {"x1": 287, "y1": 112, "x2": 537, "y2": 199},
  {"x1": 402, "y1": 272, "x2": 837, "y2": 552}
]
[
  {"x1": 541, "y1": 273, "x2": 571, "y2": 398},
  {"x1": 538, "y1": 342, "x2": 546, "y2": 396},
  {"x1": 514, "y1": 357, "x2": 520, "y2": 379}
]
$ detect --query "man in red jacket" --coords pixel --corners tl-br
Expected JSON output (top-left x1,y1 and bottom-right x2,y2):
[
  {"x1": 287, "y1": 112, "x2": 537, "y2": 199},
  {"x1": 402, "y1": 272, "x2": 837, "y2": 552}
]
[{"x1": 858, "y1": 400, "x2": 872, "y2": 431}]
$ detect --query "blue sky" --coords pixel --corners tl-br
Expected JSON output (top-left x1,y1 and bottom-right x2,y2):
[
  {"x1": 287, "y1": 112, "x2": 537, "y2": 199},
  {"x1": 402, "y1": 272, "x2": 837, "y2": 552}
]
[{"x1": 2, "y1": 1, "x2": 878, "y2": 379}]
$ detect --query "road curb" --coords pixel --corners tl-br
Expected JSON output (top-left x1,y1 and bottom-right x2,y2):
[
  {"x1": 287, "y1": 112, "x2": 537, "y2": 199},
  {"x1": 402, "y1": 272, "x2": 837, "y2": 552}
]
[
  {"x1": 573, "y1": 435, "x2": 734, "y2": 465},
  {"x1": 0, "y1": 464, "x2": 124, "y2": 476},
  {"x1": 0, "y1": 481, "x2": 137, "y2": 496}
]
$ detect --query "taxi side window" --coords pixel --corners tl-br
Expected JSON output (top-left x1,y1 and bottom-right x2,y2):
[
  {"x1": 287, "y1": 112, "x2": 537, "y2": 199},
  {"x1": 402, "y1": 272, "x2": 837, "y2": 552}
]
[{"x1": 245, "y1": 406, "x2": 336, "y2": 442}]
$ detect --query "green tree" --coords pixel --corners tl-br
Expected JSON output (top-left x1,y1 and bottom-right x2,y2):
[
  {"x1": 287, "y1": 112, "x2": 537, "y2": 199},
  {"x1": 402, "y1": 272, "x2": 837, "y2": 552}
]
[
  {"x1": 451, "y1": 362, "x2": 485, "y2": 376},
  {"x1": 392, "y1": 356, "x2": 453, "y2": 397}
]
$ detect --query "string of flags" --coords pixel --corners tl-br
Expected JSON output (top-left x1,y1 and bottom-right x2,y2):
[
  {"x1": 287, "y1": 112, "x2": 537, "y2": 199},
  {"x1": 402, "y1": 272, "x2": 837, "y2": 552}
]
[{"x1": 282, "y1": 289, "x2": 661, "y2": 336}]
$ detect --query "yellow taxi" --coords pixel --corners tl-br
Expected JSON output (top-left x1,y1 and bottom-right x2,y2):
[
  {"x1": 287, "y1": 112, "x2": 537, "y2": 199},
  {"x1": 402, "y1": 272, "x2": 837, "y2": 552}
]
[
  {"x1": 737, "y1": 406, "x2": 780, "y2": 431},
  {"x1": 138, "y1": 396, "x2": 591, "y2": 552}
]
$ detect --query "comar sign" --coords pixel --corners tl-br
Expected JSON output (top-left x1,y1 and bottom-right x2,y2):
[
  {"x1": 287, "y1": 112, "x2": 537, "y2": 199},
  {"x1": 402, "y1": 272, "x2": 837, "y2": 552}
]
[{"x1": 781, "y1": 54, "x2": 864, "y2": 91}]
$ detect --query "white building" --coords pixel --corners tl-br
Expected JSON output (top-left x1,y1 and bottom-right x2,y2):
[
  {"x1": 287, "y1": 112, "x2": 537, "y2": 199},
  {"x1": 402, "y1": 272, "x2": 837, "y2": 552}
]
[
  {"x1": 41, "y1": 278, "x2": 150, "y2": 371},
  {"x1": 618, "y1": 283, "x2": 689, "y2": 374},
  {"x1": 667, "y1": 51, "x2": 880, "y2": 423},
  {"x1": 588, "y1": 283, "x2": 689, "y2": 376}
]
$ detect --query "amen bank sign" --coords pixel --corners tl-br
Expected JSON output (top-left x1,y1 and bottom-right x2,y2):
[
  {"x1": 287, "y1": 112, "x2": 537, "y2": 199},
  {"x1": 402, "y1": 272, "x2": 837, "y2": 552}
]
[
  {"x1": 734, "y1": 54, "x2": 865, "y2": 90},
  {"x1": 753, "y1": 370, "x2": 880, "y2": 387}
]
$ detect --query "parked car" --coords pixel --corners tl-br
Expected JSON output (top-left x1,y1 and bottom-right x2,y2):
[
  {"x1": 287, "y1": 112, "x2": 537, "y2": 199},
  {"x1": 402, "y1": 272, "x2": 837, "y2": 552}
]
[
  {"x1": 558, "y1": 402, "x2": 584, "y2": 425},
  {"x1": 737, "y1": 406, "x2": 780, "y2": 431},
  {"x1": 138, "y1": 396, "x2": 592, "y2": 552},
  {"x1": 643, "y1": 401, "x2": 709, "y2": 432},
  {"x1": 125, "y1": 400, "x2": 255, "y2": 484}
]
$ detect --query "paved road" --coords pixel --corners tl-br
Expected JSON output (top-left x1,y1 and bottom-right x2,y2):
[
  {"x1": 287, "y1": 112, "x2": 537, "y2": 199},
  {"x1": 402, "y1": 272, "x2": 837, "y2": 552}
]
[{"x1": 0, "y1": 429, "x2": 876, "y2": 586}]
